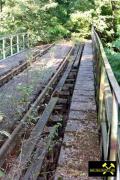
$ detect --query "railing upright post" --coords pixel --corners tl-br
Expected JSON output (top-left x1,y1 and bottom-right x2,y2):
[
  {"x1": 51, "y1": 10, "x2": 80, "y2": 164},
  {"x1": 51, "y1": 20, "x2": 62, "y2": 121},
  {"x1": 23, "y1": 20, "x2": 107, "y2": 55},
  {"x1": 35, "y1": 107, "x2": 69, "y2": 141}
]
[
  {"x1": 3, "y1": 38, "x2": 5, "y2": 59},
  {"x1": 108, "y1": 94, "x2": 118, "y2": 180},
  {"x1": 98, "y1": 66, "x2": 105, "y2": 123},
  {"x1": 10, "y1": 36, "x2": 13, "y2": 55},
  {"x1": 17, "y1": 35, "x2": 19, "y2": 53},
  {"x1": 110, "y1": 93, "x2": 118, "y2": 161}
]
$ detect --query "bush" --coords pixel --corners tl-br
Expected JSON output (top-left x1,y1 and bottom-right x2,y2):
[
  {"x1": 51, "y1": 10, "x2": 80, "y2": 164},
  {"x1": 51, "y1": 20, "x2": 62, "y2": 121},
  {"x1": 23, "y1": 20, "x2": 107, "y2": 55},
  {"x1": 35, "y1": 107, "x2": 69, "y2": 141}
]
[
  {"x1": 105, "y1": 48, "x2": 120, "y2": 84},
  {"x1": 66, "y1": 10, "x2": 93, "y2": 39}
]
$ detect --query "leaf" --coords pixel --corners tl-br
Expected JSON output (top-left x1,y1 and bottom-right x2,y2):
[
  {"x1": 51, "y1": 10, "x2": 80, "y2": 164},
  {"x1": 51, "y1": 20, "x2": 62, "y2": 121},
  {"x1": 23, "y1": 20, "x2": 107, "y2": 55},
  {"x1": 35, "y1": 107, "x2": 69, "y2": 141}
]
[{"x1": 0, "y1": 169, "x2": 5, "y2": 177}]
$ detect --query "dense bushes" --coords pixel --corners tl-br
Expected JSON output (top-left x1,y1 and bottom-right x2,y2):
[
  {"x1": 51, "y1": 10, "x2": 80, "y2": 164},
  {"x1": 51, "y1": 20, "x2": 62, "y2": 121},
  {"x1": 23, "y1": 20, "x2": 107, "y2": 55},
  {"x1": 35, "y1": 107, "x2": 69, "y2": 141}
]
[
  {"x1": 105, "y1": 48, "x2": 120, "y2": 84},
  {"x1": 0, "y1": 0, "x2": 95, "y2": 43},
  {"x1": 0, "y1": 0, "x2": 119, "y2": 43},
  {"x1": 0, "y1": 0, "x2": 120, "y2": 84},
  {"x1": 95, "y1": 0, "x2": 120, "y2": 85}
]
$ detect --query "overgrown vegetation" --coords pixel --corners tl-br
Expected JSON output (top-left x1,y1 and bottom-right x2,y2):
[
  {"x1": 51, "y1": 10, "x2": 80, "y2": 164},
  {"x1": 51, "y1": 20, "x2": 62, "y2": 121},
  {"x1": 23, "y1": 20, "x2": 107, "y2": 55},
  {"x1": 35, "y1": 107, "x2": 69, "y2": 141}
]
[
  {"x1": 0, "y1": 0, "x2": 120, "y2": 83},
  {"x1": 0, "y1": 0, "x2": 94, "y2": 43},
  {"x1": 103, "y1": 0, "x2": 120, "y2": 85}
]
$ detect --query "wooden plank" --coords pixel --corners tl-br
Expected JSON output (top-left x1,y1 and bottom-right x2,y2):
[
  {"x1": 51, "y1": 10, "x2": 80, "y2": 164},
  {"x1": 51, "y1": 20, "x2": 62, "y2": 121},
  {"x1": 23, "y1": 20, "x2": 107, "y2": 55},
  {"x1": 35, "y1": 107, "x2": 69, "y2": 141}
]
[
  {"x1": 49, "y1": 115, "x2": 63, "y2": 122},
  {"x1": 109, "y1": 93, "x2": 118, "y2": 161},
  {"x1": 104, "y1": 73, "x2": 113, "y2": 127},
  {"x1": 7, "y1": 97, "x2": 58, "y2": 180},
  {"x1": 101, "y1": 122, "x2": 108, "y2": 160},
  {"x1": 23, "y1": 114, "x2": 62, "y2": 180},
  {"x1": 98, "y1": 65, "x2": 106, "y2": 123},
  {"x1": 73, "y1": 44, "x2": 84, "y2": 68},
  {"x1": 23, "y1": 148, "x2": 46, "y2": 180},
  {"x1": 23, "y1": 137, "x2": 47, "y2": 180},
  {"x1": 58, "y1": 98, "x2": 68, "y2": 104},
  {"x1": 53, "y1": 45, "x2": 82, "y2": 95}
]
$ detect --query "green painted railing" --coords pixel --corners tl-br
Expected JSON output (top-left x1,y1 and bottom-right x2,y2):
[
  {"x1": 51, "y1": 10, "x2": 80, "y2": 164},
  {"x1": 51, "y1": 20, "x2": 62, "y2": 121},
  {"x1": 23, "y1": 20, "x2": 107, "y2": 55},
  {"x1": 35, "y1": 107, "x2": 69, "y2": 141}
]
[
  {"x1": 0, "y1": 33, "x2": 29, "y2": 60},
  {"x1": 92, "y1": 27, "x2": 120, "y2": 179}
]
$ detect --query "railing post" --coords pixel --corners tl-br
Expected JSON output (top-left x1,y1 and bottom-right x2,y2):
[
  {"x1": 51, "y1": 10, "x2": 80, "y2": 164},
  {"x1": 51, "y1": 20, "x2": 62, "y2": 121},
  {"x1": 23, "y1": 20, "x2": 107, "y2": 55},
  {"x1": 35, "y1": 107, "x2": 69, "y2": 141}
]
[
  {"x1": 109, "y1": 93, "x2": 118, "y2": 161},
  {"x1": 10, "y1": 36, "x2": 13, "y2": 55},
  {"x1": 1, "y1": 32, "x2": 28, "y2": 60},
  {"x1": 2, "y1": 38, "x2": 5, "y2": 59},
  {"x1": 17, "y1": 35, "x2": 19, "y2": 53},
  {"x1": 116, "y1": 164, "x2": 120, "y2": 180},
  {"x1": 98, "y1": 66, "x2": 105, "y2": 124},
  {"x1": 108, "y1": 93, "x2": 118, "y2": 180}
]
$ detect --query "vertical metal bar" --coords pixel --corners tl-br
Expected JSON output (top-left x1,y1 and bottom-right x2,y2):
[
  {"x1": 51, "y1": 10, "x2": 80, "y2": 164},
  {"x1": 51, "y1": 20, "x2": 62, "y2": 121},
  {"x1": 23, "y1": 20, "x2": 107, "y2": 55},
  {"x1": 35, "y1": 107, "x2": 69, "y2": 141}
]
[
  {"x1": 10, "y1": 36, "x2": 13, "y2": 55},
  {"x1": 110, "y1": 92, "x2": 118, "y2": 161},
  {"x1": 116, "y1": 164, "x2": 120, "y2": 180},
  {"x1": 108, "y1": 93, "x2": 118, "y2": 179},
  {"x1": 17, "y1": 35, "x2": 19, "y2": 53},
  {"x1": 3, "y1": 38, "x2": 5, "y2": 59}
]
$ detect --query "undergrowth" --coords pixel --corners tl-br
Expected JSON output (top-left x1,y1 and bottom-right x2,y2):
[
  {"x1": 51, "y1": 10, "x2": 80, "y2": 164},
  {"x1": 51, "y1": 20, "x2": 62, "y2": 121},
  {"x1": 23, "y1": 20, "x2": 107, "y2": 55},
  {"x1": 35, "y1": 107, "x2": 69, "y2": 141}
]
[{"x1": 105, "y1": 47, "x2": 120, "y2": 85}]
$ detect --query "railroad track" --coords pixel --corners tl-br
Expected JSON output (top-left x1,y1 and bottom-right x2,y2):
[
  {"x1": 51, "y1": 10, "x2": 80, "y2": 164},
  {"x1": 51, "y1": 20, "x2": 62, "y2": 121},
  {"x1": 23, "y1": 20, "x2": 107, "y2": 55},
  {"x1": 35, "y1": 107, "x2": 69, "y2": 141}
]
[
  {"x1": 0, "y1": 43, "x2": 84, "y2": 179},
  {"x1": 0, "y1": 44, "x2": 54, "y2": 87}
]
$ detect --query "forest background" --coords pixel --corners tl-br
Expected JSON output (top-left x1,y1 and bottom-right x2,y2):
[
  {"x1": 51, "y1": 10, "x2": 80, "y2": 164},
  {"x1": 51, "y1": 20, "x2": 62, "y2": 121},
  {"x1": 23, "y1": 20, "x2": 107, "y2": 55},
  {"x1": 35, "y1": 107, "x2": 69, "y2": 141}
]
[{"x1": 0, "y1": 0, "x2": 120, "y2": 83}]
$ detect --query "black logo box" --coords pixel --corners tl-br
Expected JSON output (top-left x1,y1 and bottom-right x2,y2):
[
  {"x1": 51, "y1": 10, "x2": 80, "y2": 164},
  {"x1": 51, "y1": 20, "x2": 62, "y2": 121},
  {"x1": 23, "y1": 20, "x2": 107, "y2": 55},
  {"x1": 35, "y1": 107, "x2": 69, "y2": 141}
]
[{"x1": 88, "y1": 161, "x2": 117, "y2": 177}]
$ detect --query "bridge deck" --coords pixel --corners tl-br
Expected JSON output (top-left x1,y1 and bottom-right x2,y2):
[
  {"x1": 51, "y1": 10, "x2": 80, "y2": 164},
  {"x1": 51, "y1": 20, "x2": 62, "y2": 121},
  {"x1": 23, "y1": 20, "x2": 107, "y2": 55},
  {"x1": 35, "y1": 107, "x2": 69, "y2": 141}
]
[{"x1": 55, "y1": 41, "x2": 100, "y2": 180}]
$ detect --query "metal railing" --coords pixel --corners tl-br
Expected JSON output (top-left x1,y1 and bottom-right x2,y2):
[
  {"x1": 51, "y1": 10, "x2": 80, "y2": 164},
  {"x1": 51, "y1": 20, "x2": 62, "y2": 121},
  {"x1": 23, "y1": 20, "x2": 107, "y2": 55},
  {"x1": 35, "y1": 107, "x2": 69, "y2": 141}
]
[
  {"x1": 0, "y1": 33, "x2": 29, "y2": 60},
  {"x1": 92, "y1": 27, "x2": 120, "y2": 179}
]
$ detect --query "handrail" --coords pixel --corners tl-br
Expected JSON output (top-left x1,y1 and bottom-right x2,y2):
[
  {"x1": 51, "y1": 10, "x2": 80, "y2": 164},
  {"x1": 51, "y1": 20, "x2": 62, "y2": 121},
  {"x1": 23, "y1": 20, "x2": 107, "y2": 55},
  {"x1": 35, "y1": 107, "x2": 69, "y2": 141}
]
[
  {"x1": 92, "y1": 28, "x2": 120, "y2": 105},
  {"x1": 0, "y1": 32, "x2": 29, "y2": 60},
  {"x1": 92, "y1": 27, "x2": 120, "y2": 179},
  {"x1": 0, "y1": 32, "x2": 27, "y2": 40}
]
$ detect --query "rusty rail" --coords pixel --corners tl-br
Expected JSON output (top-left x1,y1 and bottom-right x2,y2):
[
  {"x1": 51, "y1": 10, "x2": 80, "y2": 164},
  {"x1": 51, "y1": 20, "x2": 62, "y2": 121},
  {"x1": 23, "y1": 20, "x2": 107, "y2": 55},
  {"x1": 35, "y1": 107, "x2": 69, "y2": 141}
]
[{"x1": 0, "y1": 43, "x2": 54, "y2": 87}]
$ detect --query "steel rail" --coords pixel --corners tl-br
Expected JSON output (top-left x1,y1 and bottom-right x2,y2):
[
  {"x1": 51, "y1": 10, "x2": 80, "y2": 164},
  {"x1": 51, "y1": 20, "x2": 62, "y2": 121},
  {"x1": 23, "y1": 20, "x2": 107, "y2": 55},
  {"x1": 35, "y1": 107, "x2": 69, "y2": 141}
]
[
  {"x1": 4, "y1": 44, "x2": 83, "y2": 179},
  {"x1": 0, "y1": 43, "x2": 54, "y2": 87},
  {"x1": 0, "y1": 46, "x2": 73, "y2": 162}
]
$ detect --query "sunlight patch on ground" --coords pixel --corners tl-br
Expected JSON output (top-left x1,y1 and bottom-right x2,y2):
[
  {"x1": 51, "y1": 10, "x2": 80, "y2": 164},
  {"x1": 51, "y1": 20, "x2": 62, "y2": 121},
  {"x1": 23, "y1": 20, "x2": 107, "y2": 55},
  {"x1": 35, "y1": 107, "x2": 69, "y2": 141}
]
[{"x1": 0, "y1": 64, "x2": 6, "y2": 69}]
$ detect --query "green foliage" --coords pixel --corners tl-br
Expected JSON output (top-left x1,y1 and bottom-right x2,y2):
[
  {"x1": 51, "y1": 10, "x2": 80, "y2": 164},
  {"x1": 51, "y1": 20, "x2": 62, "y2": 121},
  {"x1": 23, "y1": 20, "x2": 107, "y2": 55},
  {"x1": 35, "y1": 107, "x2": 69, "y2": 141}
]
[
  {"x1": 0, "y1": 169, "x2": 5, "y2": 177},
  {"x1": 91, "y1": 0, "x2": 120, "y2": 86},
  {"x1": 46, "y1": 122, "x2": 62, "y2": 151},
  {"x1": 105, "y1": 48, "x2": 120, "y2": 84},
  {"x1": 0, "y1": 0, "x2": 120, "y2": 47},
  {"x1": 67, "y1": 10, "x2": 93, "y2": 38},
  {"x1": 0, "y1": 0, "x2": 96, "y2": 42},
  {"x1": 112, "y1": 38, "x2": 120, "y2": 49}
]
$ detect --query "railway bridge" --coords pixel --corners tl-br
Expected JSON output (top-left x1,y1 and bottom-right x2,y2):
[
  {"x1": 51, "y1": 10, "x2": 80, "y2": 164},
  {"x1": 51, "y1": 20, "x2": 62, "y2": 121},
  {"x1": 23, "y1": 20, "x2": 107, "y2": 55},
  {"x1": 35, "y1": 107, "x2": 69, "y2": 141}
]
[{"x1": 0, "y1": 28, "x2": 119, "y2": 179}]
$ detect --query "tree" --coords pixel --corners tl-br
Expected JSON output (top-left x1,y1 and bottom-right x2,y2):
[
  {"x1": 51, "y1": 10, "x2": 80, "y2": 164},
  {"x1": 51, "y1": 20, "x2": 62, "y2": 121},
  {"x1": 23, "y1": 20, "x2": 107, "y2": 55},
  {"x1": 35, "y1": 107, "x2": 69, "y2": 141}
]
[{"x1": 110, "y1": 0, "x2": 120, "y2": 37}]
